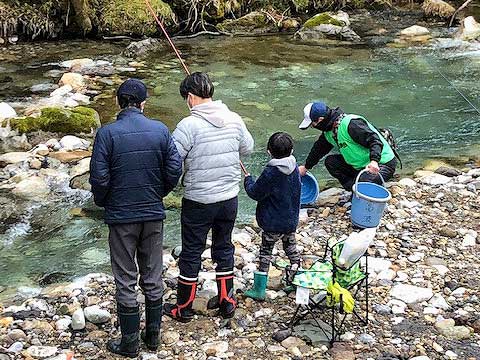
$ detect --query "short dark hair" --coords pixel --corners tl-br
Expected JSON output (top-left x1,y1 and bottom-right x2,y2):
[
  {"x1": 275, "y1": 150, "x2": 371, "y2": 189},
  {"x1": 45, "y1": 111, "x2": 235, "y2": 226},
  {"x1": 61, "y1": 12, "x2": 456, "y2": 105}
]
[
  {"x1": 179, "y1": 72, "x2": 214, "y2": 99},
  {"x1": 267, "y1": 132, "x2": 294, "y2": 159},
  {"x1": 118, "y1": 94, "x2": 142, "y2": 109}
]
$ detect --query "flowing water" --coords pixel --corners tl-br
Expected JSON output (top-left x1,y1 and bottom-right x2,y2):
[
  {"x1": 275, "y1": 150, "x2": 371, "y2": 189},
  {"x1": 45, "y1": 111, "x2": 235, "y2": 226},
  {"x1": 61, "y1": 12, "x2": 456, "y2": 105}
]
[{"x1": 0, "y1": 34, "x2": 479, "y2": 296}]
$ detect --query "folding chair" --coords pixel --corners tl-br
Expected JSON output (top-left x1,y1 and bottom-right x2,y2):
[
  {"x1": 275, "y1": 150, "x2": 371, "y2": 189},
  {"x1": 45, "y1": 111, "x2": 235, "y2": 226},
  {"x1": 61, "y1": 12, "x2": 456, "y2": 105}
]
[{"x1": 282, "y1": 237, "x2": 370, "y2": 346}]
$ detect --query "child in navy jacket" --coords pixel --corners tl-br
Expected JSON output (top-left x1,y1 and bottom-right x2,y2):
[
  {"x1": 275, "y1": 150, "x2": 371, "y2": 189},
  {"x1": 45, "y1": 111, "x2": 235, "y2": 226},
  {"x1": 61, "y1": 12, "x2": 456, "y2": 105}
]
[{"x1": 244, "y1": 132, "x2": 301, "y2": 300}]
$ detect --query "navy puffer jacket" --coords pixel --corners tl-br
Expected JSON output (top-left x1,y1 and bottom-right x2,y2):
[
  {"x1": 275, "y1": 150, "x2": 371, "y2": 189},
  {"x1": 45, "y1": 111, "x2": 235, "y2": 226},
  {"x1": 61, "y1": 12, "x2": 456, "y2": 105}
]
[
  {"x1": 244, "y1": 155, "x2": 301, "y2": 233},
  {"x1": 89, "y1": 108, "x2": 182, "y2": 224}
]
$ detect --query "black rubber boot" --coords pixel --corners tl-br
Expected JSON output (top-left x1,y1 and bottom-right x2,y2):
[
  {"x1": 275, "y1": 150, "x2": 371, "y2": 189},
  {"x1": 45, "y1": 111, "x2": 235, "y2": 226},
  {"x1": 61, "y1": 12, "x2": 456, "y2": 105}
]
[
  {"x1": 107, "y1": 304, "x2": 140, "y2": 358},
  {"x1": 216, "y1": 271, "x2": 237, "y2": 319},
  {"x1": 163, "y1": 278, "x2": 197, "y2": 323},
  {"x1": 141, "y1": 298, "x2": 162, "y2": 351}
]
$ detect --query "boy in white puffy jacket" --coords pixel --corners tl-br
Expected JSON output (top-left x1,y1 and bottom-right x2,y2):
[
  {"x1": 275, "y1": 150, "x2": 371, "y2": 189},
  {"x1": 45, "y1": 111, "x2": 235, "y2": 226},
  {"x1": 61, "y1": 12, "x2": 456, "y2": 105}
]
[{"x1": 164, "y1": 72, "x2": 254, "y2": 322}]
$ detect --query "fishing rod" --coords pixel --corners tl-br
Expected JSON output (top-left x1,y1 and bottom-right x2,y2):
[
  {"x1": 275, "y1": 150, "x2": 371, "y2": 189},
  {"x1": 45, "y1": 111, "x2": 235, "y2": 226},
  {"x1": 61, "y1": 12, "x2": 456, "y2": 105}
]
[{"x1": 144, "y1": 0, "x2": 249, "y2": 176}]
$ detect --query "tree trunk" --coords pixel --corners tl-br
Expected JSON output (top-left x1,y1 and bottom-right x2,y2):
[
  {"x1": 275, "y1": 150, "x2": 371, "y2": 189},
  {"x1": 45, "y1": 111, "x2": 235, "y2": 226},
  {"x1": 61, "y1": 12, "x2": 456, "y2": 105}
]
[{"x1": 70, "y1": 0, "x2": 93, "y2": 34}]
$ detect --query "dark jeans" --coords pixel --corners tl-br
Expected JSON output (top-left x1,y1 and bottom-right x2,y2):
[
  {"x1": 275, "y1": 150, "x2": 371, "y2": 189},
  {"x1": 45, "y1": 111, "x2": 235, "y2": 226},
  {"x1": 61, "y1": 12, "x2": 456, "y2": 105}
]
[
  {"x1": 179, "y1": 197, "x2": 238, "y2": 279},
  {"x1": 324, "y1": 154, "x2": 397, "y2": 191},
  {"x1": 108, "y1": 221, "x2": 164, "y2": 308}
]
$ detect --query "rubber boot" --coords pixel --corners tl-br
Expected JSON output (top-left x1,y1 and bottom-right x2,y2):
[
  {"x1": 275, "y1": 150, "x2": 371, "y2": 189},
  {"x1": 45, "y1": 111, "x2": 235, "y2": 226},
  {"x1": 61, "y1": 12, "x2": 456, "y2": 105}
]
[
  {"x1": 216, "y1": 271, "x2": 237, "y2": 319},
  {"x1": 107, "y1": 304, "x2": 140, "y2": 358},
  {"x1": 244, "y1": 272, "x2": 268, "y2": 301},
  {"x1": 163, "y1": 277, "x2": 197, "y2": 323},
  {"x1": 141, "y1": 298, "x2": 162, "y2": 351}
]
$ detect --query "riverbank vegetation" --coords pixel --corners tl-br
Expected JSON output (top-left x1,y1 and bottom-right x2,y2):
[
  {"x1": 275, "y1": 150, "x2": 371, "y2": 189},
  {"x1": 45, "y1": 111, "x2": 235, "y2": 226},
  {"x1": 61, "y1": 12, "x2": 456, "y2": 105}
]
[{"x1": 0, "y1": 0, "x2": 471, "y2": 41}]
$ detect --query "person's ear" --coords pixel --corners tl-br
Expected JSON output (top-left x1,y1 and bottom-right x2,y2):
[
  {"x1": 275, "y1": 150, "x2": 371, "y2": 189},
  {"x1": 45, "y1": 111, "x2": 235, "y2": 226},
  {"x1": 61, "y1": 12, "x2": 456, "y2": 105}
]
[
  {"x1": 140, "y1": 101, "x2": 146, "y2": 112},
  {"x1": 267, "y1": 149, "x2": 272, "y2": 157}
]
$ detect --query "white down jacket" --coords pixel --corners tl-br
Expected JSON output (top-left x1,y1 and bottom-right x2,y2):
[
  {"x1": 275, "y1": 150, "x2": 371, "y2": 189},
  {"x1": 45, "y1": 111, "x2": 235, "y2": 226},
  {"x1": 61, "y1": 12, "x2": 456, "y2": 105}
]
[{"x1": 173, "y1": 100, "x2": 254, "y2": 204}]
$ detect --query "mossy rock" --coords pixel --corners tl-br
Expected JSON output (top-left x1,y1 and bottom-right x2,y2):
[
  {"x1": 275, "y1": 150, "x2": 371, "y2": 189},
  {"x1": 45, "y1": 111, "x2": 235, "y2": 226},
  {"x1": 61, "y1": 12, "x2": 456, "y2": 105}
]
[
  {"x1": 303, "y1": 13, "x2": 344, "y2": 28},
  {"x1": 10, "y1": 107, "x2": 101, "y2": 134},
  {"x1": 99, "y1": 0, "x2": 175, "y2": 36},
  {"x1": 217, "y1": 11, "x2": 275, "y2": 34}
]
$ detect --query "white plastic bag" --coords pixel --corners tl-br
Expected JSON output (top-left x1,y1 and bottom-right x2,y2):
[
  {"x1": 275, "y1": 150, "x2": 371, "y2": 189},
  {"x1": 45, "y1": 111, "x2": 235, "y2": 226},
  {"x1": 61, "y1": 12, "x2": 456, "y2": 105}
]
[{"x1": 337, "y1": 228, "x2": 376, "y2": 268}]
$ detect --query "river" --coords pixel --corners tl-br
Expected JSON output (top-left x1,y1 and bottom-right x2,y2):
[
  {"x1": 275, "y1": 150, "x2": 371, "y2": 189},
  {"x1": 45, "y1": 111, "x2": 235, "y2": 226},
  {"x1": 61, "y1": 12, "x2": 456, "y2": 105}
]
[{"x1": 0, "y1": 33, "x2": 479, "y2": 296}]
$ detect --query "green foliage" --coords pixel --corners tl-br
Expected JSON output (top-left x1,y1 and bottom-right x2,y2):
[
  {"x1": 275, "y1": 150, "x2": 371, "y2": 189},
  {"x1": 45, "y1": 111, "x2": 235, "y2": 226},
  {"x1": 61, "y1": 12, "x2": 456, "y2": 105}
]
[
  {"x1": 217, "y1": 11, "x2": 271, "y2": 33},
  {"x1": 10, "y1": 107, "x2": 101, "y2": 134},
  {"x1": 292, "y1": 0, "x2": 310, "y2": 11},
  {"x1": 0, "y1": 0, "x2": 66, "y2": 39},
  {"x1": 98, "y1": 0, "x2": 175, "y2": 36},
  {"x1": 163, "y1": 193, "x2": 182, "y2": 209},
  {"x1": 303, "y1": 12, "x2": 343, "y2": 28}
]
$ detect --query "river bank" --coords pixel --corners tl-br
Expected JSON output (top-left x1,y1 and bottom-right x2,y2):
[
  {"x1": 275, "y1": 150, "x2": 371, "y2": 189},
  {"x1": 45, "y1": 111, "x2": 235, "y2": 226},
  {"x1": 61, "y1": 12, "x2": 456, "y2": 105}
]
[
  {"x1": 0, "y1": 166, "x2": 479, "y2": 359},
  {"x1": 1, "y1": 7, "x2": 480, "y2": 298}
]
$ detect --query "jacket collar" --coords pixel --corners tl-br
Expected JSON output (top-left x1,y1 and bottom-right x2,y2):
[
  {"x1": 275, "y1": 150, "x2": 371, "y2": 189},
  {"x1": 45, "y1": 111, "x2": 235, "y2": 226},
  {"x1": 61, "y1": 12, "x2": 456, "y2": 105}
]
[{"x1": 117, "y1": 107, "x2": 143, "y2": 120}]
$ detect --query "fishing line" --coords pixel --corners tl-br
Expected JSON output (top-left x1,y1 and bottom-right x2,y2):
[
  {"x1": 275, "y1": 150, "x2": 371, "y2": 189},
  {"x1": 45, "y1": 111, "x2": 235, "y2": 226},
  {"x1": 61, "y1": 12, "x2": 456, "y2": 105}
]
[
  {"x1": 434, "y1": 65, "x2": 480, "y2": 115},
  {"x1": 144, "y1": 0, "x2": 249, "y2": 175}
]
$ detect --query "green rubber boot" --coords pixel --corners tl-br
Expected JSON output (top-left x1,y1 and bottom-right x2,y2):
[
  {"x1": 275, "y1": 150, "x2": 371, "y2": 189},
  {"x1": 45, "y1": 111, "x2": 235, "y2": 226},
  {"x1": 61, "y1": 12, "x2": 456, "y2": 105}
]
[{"x1": 244, "y1": 272, "x2": 268, "y2": 301}]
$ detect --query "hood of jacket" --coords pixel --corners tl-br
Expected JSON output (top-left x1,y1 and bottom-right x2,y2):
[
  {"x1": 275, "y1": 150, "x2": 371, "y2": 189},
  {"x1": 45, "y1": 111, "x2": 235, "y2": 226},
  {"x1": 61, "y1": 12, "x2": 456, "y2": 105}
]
[
  {"x1": 267, "y1": 155, "x2": 297, "y2": 175},
  {"x1": 190, "y1": 100, "x2": 232, "y2": 128}
]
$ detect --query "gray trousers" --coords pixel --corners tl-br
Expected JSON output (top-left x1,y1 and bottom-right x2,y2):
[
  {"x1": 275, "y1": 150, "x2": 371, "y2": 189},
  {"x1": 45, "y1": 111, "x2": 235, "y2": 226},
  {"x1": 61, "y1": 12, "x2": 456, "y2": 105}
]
[
  {"x1": 259, "y1": 232, "x2": 300, "y2": 273},
  {"x1": 108, "y1": 221, "x2": 164, "y2": 308}
]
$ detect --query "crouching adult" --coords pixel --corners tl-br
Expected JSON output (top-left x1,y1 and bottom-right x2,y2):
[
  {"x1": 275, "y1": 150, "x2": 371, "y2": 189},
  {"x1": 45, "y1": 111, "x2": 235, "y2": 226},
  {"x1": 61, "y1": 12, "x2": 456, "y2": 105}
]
[
  {"x1": 298, "y1": 102, "x2": 397, "y2": 190},
  {"x1": 90, "y1": 79, "x2": 182, "y2": 357},
  {"x1": 163, "y1": 72, "x2": 254, "y2": 322}
]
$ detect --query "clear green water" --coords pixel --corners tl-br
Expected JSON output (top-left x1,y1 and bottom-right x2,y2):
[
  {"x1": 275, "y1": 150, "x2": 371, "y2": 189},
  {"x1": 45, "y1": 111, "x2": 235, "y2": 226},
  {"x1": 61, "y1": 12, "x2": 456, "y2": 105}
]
[{"x1": 0, "y1": 36, "x2": 479, "y2": 294}]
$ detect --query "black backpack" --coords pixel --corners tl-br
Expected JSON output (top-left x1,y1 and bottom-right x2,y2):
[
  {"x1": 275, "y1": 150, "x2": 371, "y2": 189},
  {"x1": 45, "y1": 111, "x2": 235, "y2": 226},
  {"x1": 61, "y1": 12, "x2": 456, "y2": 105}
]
[{"x1": 378, "y1": 127, "x2": 402, "y2": 169}]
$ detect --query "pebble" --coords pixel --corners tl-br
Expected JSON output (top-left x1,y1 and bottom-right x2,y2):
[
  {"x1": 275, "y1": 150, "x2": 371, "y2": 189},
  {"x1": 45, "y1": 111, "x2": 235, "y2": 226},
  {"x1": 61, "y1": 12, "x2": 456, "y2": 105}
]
[
  {"x1": 358, "y1": 333, "x2": 375, "y2": 344},
  {"x1": 445, "y1": 350, "x2": 458, "y2": 359},
  {"x1": 7, "y1": 341, "x2": 23, "y2": 353},
  {"x1": 26, "y1": 345, "x2": 58, "y2": 358},
  {"x1": 162, "y1": 330, "x2": 180, "y2": 345},
  {"x1": 71, "y1": 308, "x2": 86, "y2": 330},
  {"x1": 390, "y1": 284, "x2": 433, "y2": 304},
  {"x1": 201, "y1": 341, "x2": 229, "y2": 356}
]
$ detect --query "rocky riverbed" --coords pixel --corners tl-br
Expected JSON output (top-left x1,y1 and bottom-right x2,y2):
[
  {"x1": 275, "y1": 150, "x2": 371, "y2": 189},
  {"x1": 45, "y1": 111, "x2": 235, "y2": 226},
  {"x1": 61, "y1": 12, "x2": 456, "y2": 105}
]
[{"x1": 0, "y1": 165, "x2": 479, "y2": 359}]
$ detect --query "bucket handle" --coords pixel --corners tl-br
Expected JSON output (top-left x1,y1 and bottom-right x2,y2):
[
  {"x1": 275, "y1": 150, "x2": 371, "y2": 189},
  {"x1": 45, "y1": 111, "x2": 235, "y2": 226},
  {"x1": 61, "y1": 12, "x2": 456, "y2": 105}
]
[
  {"x1": 354, "y1": 168, "x2": 386, "y2": 190},
  {"x1": 352, "y1": 168, "x2": 391, "y2": 203}
]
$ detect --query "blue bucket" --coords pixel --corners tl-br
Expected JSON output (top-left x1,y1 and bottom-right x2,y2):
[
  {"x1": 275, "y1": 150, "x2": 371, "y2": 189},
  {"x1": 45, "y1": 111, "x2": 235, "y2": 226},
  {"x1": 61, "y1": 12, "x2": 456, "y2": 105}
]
[
  {"x1": 301, "y1": 172, "x2": 319, "y2": 205},
  {"x1": 351, "y1": 170, "x2": 391, "y2": 228}
]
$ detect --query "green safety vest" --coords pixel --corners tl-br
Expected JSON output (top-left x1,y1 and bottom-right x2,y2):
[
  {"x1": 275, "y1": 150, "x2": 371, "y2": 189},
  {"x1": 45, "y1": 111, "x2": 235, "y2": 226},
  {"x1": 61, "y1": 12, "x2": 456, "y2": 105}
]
[{"x1": 324, "y1": 114, "x2": 395, "y2": 170}]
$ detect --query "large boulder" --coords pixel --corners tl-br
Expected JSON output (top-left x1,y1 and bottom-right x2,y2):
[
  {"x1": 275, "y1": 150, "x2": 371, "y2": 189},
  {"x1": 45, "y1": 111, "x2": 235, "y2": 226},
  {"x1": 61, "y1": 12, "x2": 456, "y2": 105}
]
[
  {"x1": 60, "y1": 58, "x2": 95, "y2": 70},
  {"x1": 0, "y1": 130, "x2": 32, "y2": 153},
  {"x1": 393, "y1": 25, "x2": 432, "y2": 46},
  {"x1": 70, "y1": 173, "x2": 91, "y2": 191},
  {"x1": 12, "y1": 176, "x2": 51, "y2": 199},
  {"x1": 422, "y1": 0, "x2": 455, "y2": 20},
  {"x1": 9, "y1": 107, "x2": 100, "y2": 134},
  {"x1": 295, "y1": 12, "x2": 360, "y2": 42},
  {"x1": 217, "y1": 12, "x2": 277, "y2": 34},
  {"x1": 123, "y1": 38, "x2": 164, "y2": 58},
  {"x1": 59, "y1": 73, "x2": 86, "y2": 92},
  {"x1": 0, "y1": 152, "x2": 32, "y2": 167},
  {"x1": 400, "y1": 25, "x2": 430, "y2": 37},
  {"x1": 457, "y1": 16, "x2": 480, "y2": 41}
]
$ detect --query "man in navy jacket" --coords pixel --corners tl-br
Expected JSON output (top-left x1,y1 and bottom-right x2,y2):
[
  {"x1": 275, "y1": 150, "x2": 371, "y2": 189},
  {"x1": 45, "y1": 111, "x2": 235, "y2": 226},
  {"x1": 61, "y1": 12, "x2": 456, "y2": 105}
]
[{"x1": 89, "y1": 79, "x2": 182, "y2": 358}]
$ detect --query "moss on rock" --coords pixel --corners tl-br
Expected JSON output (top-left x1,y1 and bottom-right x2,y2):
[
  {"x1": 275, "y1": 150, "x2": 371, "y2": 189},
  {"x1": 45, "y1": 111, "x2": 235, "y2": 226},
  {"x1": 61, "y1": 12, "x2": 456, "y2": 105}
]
[
  {"x1": 10, "y1": 107, "x2": 101, "y2": 134},
  {"x1": 303, "y1": 12, "x2": 344, "y2": 28},
  {"x1": 217, "y1": 11, "x2": 274, "y2": 33},
  {"x1": 98, "y1": 0, "x2": 175, "y2": 36},
  {"x1": 422, "y1": 0, "x2": 455, "y2": 20}
]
